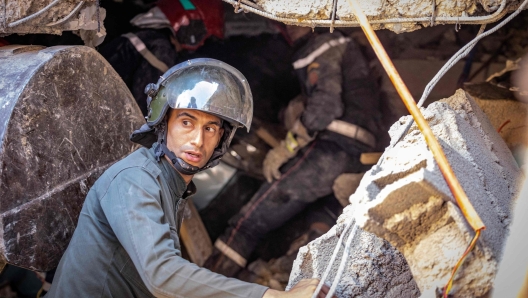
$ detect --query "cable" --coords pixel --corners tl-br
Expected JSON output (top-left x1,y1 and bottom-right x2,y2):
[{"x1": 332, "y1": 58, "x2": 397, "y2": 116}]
[
  {"x1": 223, "y1": 0, "x2": 508, "y2": 28},
  {"x1": 8, "y1": 0, "x2": 61, "y2": 27},
  {"x1": 326, "y1": 223, "x2": 359, "y2": 298},
  {"x1": 390, "y1": 0, "x2": 528, "y2": 152},
  {"x1": 46, "y1": 1, "x2": 85, "y2": 27},
  {"x1": 311, "y1": 219, "x2": 355, "y2": 298}
]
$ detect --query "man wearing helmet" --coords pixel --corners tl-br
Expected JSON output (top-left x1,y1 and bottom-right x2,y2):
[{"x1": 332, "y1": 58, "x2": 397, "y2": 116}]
[{"x1": 46, "y1": 59, "x2": 331, "y2": 297}]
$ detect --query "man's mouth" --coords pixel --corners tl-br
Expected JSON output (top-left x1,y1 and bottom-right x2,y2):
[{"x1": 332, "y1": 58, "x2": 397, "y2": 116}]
[{"x1": 183, "y1": 151, "x2": 203, "y2": 163}]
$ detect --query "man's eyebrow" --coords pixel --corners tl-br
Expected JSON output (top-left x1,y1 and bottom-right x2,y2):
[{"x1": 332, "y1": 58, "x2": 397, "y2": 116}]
[
  {"x1": 177, "y1": 112, "x2": 222, "y2": 127},
  {"x1": 177, "y1": 112, "x2": 197, "y2": 120},
  {"x1": 206, "y1": 120, "x2": 222, "y2": 127}
]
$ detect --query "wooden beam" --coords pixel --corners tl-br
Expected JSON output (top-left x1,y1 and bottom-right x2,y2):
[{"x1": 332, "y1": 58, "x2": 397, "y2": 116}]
[{"x1": 180, "y1": 200, "x2": 213, "y2": 267}]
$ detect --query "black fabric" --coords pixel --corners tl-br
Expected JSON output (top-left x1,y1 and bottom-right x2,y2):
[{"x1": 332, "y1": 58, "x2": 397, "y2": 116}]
[{"x1": 99, "y1": 29, "x2": 179, "y2": 116}]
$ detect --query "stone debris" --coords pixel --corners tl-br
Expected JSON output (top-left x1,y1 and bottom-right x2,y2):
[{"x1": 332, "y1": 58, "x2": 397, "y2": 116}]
[
  {"x1": 288, "y1": 90, "x2": 521, "y2": 297},
  {"x1": 1, "y1": 0, "x2": 106, "y2": 46}
]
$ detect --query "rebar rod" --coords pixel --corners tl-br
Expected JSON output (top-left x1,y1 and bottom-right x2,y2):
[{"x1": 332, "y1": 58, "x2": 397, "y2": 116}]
[{"x1": 346, "y1": 0, "x2": 485, "y2": 232}]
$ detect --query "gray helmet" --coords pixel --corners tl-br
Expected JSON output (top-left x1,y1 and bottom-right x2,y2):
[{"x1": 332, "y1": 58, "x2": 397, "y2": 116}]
[{"x1": 131, "y1": 58, "x2": 253, "y2": 175}]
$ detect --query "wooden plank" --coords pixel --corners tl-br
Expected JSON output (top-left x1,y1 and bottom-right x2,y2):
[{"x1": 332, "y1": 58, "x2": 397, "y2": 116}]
[
  {"x1": 180, "y1": 200, "x2": 213, "y2": 267},
  {"x1": 360, "y1": 152, "x2": 383, "y2": 165},
  {"x1": 255, "y1": 127, "x2": 280, "y2": 148}
]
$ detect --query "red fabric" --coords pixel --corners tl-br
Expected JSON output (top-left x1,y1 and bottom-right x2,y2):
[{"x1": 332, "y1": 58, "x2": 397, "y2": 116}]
[
  {"x1": 0, "y1": 38, "x2": 9, "y2": 47},
  {"x1": 156, "y1": 0, "x2": 224, "y2": 50}
]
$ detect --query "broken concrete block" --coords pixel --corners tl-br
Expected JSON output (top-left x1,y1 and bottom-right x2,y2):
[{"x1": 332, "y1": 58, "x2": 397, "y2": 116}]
[
  {"x1": 356, "y1": 89, "x2": 521, "y2": 296},
  {"x1": 472, "y1": 97, "x2": 528, "y2": 160},
  {"x1": 287, "y1": 214, "x2": 420, "y2": 297},
  {"x1": 288, "y1": 90, "x2": 521, "y2": 297},
  {"x1": 0, "y1": 45, "x2": 144, "y2": 271}
]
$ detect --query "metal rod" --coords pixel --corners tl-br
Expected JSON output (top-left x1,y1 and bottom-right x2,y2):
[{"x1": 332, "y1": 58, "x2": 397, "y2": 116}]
[
  {"x1": 46, "y1": 1, "x2": 85, "y2": 27},
  {"x1": 346, "y1": 0, "x2": 485, "y2": 232},
  {"x1": 8, "y1": 0, "x2": 61, "y2": 27}
]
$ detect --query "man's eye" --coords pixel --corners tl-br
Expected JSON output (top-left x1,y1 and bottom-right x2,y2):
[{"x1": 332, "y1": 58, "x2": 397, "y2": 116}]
[
  {"x1": 182, "y1": 120, "x2": 191, "y2": 126},
  {"x1": 206, "y1": 127, "x2": 216, "y2": 133}
]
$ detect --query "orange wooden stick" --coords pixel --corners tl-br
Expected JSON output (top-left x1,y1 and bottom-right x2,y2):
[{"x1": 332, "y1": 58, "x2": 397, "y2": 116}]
[{"x1": 347, "y1": 0, "x2": 485, "y2": 232}]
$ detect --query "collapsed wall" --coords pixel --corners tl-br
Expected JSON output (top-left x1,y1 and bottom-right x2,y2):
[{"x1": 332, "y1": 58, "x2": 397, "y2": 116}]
[{"x1": 287, "y1": 90, "x2": 521, "y2": 297}]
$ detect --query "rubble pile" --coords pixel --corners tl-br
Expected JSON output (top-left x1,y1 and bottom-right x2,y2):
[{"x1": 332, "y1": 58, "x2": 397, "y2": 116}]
[{"x1": 288, "y1": 90, "x2": 522, "y2": 297}]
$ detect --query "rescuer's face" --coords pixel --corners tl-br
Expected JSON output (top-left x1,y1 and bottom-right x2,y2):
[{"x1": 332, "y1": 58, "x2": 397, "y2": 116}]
[{"x1": 166, "y1": 109, "x2": 224, "y2": 169}]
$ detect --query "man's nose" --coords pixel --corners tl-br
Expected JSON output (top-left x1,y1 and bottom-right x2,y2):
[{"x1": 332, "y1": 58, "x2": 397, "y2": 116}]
[{"x1": 190, "y1": 127, "x2": 204, "y2": 147}]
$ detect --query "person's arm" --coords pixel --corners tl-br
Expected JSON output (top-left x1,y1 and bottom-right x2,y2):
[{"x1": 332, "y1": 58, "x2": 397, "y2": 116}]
[
  {"x1": 100, "y1": 168, "x2": 268, "y2": 298},
  {"x1": 300, "y1": 44, "x2": 345, "y2": 133},
  {"x1": 264, "y1": 279, "x2": 335, "y2": 298}
]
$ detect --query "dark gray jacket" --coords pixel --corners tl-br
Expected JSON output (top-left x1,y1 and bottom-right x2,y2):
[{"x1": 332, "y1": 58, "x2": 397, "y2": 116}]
[
  {"x1": 293, "y1": 31, "x2": 382, "y2": 155},
  {"x1": 47, "y1": 146, "x2": 268, "y2": 297}
]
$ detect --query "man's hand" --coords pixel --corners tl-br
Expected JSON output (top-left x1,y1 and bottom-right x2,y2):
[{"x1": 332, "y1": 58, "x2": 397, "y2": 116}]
[
  {"x1": 262, "y1": 140, "x2": 296, "y2": 183},
  {"x1": 262, "y1": 278, "x2": 336, "y2": 298}
]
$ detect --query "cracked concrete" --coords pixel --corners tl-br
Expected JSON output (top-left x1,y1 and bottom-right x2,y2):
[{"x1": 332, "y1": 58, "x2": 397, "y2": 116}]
[{"x1": 288, "y1": 90, "x2": 522, "y2": 297}]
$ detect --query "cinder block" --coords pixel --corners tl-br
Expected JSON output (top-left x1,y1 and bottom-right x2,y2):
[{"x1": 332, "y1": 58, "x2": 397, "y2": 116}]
[{"x1": 288, "y1": 90, "x2": 521, "y2": 297}]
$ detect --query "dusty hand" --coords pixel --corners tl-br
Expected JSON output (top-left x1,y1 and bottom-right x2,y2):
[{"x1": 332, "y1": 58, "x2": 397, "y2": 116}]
[
  {"x1": 262, "y1": 141, "x2": 295, "y2": 183},
  {"x1": 263, "y1": 278, "x2": 336, "y2": 298}
]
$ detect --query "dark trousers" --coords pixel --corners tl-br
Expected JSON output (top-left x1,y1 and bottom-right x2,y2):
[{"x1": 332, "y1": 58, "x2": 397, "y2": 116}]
[{"x1": 211, "y1": 140, "x2": 369, "y2": 272}]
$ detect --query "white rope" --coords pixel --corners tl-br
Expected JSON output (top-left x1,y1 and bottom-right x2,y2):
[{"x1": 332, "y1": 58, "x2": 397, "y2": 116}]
[
  {"x1": 310, "y1": 219, "x2": 355, "y2": 298},
  {"x1": 8, "y1": 0, "x2": 61, "y2": 27},
  {"x1": 326, "y1": 223, "x2": 359, "y2": 297}
]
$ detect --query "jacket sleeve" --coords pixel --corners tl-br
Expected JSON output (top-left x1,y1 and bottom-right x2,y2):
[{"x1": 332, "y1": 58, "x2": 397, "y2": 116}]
[
  {"x1": 300, "y1": 44, "x2": 345, "y2": 132},
  {"x1": 100, "y1": 168, "x2": 268, "y2": 298}
]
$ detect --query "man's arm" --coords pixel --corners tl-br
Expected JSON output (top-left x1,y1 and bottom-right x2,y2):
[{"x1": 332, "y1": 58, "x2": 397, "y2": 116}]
[
  {"x1": 300, "y1": 44, "x2": 345, "y2": 133},
  {"x1": 100, "y1": 168, "x2": 268, "y2": 298},
  {"x1": 264, "y1": 279, "x2": 335, "y2": 298}
]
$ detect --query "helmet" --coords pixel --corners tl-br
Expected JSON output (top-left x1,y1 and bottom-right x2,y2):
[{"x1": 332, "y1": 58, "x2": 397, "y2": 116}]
[
  {"x1": 131, "y1": 58, "x2": 253, "y2": 175},
  {"x1": 156, "y1": 0, "x2": 224, "y2": 50}
]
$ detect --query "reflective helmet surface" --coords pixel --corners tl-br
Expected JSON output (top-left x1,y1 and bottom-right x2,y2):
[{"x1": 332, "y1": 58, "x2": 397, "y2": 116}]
[{"x1": 147, "y1": 58, "x2": 252, "y2": 132}]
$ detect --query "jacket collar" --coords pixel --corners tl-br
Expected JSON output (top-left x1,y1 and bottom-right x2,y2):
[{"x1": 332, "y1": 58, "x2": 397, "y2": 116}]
[{"x1": 149, "y1": 144, "x2": 197, "y2": 199}]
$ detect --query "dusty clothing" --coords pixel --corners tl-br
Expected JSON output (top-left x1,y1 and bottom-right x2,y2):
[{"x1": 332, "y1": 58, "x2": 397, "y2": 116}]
[
  {"x1": 294, "y1": 31, "x2": 382, "y2": 155},
  {"x1": 100, "y1": 29, "x2": 178, "y2": 116},
  {"x1": 215, "y1": 141, "x2": 369, "y2": 262},
  {"x1": 47, "y1": 145, "x2": 267, "y2": 298},
  {"x1": 207, "y1": 32, "x2": 380, "y2": 275}
]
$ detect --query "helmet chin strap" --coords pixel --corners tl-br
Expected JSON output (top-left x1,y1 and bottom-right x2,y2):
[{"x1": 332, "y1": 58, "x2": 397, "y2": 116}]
[{"x1": 154, "y1": 120, "x2": 206, "y2": 176}]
